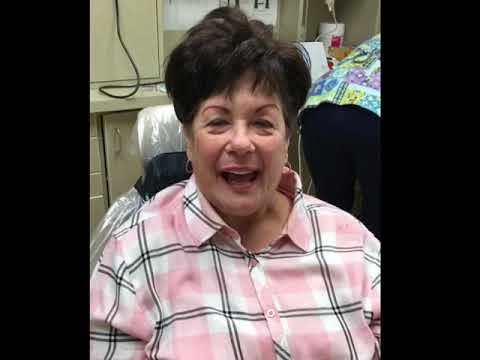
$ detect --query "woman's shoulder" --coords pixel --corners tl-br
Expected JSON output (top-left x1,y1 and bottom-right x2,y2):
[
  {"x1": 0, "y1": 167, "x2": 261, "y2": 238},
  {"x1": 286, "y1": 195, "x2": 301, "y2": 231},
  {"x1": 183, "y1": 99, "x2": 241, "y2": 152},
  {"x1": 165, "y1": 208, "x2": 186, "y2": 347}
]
[
  {"x1": 140, "y1": 180, "x2": 189, "y2": 217},
  {"x1": 301, "y1": 193, "x2": 376, "y2": 243},
  {"x1": 112, "y1": 180, "x2": 188, "y2": 240},
  {"x1": 302, "y1": 193, "x2": 349, "y2": 215},
  {"x1": 105, "y1": 180, "x2": 190, "y2": 266}
]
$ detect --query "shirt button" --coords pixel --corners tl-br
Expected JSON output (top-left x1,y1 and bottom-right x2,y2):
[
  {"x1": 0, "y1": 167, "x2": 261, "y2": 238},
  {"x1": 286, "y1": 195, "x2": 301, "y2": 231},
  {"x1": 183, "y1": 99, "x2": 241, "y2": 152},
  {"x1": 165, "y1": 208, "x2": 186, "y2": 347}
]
[{"x1": 266, "y1": 308, "x2": 276, "y2": 318}]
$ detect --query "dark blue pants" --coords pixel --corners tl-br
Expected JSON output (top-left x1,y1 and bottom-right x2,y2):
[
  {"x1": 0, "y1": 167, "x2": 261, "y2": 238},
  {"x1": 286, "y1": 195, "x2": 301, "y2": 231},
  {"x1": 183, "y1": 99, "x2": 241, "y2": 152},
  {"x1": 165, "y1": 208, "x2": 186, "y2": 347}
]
[{"x1": 300, "y1": 103, "x2": 381, "y2": 239}]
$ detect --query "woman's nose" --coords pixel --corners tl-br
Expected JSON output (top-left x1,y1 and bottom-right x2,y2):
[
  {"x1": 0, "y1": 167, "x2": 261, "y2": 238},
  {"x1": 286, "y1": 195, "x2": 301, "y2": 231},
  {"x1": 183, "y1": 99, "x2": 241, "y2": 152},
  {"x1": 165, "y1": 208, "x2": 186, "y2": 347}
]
[{"x1": 226, "y1": 125, "x2": 255, "y2": 155}]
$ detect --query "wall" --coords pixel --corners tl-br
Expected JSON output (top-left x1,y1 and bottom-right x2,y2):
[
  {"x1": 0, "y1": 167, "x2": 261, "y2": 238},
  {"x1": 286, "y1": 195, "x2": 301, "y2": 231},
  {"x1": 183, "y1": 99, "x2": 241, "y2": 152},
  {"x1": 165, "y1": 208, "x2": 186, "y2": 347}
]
[{"x1": 335, "y1": 0, "x2": 380, "y2": 45}]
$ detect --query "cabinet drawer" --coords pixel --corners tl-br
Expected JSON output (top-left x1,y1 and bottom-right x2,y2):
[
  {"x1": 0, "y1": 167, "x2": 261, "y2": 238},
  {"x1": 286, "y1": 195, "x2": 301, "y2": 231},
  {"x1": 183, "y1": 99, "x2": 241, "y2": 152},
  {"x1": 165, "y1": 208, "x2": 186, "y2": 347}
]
[
  {"x1": 90, "y1": 138, "x2": 102, "y2": 173},
  {"x1": 90, "y1": 196, "x2": 107, "y2": 234},
  {"x1": 90, "y1": 173, "x2": 105, "y2": 197}
]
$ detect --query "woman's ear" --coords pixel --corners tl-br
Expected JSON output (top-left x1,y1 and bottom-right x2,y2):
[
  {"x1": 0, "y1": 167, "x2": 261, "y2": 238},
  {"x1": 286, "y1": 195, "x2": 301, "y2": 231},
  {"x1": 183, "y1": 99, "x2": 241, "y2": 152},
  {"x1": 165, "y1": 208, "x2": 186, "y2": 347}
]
[{"x1": 182, "y1": 125, "x2": 193, "y2": 160}]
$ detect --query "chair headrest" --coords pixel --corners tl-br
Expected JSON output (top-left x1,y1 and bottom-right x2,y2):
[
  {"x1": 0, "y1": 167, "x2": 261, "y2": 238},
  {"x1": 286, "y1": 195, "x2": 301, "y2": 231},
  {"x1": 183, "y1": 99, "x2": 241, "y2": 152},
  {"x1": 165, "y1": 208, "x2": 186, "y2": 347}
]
[{"x1": 130, "y1": 104, "x2": 187, "y2": 168}]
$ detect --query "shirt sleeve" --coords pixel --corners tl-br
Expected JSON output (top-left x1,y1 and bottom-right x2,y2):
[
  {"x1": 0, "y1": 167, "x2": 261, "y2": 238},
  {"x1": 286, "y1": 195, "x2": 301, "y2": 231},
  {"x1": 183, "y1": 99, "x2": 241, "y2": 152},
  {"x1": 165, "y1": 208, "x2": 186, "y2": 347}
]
[
  {"x1": 363, "y1": 230, "x2": 381, "y2": 356},
  {"x1": 90, "y1": 235, "x2": 152, "y2": 360}
]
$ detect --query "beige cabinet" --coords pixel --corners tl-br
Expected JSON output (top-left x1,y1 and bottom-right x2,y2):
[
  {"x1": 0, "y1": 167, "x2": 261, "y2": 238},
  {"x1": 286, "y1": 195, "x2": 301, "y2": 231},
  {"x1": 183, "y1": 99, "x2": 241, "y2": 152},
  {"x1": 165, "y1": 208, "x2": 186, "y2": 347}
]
[
  {"x1": 90, "y1": 115, "x2": 109, "y2": 234},
  {"x1": 89, "y1": 110, "x2": 145, "y2": 234},
  {"x1": 102, "y1": 111, "x2": 143, "y2": 204},
  {"x1": 90, "y1": 0, "x2": 164, "y2": 86},
  {"x1": 90, "y1": 0, "x2": 379, "y2": 91}
]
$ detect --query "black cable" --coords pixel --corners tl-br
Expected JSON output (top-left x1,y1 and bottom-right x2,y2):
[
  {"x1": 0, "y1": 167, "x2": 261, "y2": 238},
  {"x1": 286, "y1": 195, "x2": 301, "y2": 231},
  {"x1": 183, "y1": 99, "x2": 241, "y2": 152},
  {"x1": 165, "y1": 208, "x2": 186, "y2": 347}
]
[{"x1": 98, "y1": 0, "x2": 164, "y2": 99}]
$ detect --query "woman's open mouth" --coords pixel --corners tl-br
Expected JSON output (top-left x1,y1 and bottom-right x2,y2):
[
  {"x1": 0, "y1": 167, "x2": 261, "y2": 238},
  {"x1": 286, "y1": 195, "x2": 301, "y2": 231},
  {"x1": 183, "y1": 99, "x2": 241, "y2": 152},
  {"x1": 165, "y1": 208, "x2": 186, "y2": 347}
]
[{"x1": 221, "y1": 170, "x2": 259, "y2": 190}]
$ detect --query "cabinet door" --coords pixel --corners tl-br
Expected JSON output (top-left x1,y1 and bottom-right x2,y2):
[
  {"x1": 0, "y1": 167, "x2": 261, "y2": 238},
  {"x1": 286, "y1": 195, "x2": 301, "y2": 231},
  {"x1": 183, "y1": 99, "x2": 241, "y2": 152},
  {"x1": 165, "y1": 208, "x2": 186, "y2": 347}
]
[
  {"x1": 90, "y1": 0, "x2": 164, "y2": 84},
  {"x1": 90, "y1": 114, "x2": 108, "y2": 234},
  {"x1": 103, "y1": 111, "x2": 143, "y2": 204}
]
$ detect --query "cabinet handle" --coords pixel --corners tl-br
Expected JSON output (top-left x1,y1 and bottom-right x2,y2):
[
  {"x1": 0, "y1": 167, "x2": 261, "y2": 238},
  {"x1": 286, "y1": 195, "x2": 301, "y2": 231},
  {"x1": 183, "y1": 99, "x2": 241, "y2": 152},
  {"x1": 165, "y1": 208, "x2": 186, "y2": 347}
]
[{"x1": 114, "y1": 128, "x2": 122, "y2": 154}]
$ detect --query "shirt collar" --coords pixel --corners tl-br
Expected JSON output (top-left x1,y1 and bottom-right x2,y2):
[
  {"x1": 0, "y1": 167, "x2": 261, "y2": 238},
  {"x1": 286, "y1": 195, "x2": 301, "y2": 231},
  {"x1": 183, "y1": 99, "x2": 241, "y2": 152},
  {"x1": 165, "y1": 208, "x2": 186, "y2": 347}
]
[
  {"x1": 277, "y1": 170, "x2": 314, "y2": 252},
  {"x1": 183, "y1": 169, "x2": 314, "y2": 252}
]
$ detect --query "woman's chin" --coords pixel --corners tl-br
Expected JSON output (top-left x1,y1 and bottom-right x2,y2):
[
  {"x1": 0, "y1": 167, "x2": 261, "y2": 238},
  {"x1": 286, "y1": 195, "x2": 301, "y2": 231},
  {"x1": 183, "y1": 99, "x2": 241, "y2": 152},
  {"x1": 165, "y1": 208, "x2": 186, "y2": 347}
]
[
  {"x1": 216, "y1": 196, "x2": 261, "y2": 219},
  {"x1": 199, "y1": 176, "x2": 270, "y2": 220}
]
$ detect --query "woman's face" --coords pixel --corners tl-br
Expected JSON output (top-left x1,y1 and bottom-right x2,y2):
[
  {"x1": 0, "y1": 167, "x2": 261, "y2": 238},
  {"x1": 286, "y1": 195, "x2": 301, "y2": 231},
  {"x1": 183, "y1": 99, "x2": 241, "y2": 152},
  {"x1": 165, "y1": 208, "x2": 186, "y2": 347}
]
[{"x1": 184, "y1": 73, "x2": 289, "y2": 222}]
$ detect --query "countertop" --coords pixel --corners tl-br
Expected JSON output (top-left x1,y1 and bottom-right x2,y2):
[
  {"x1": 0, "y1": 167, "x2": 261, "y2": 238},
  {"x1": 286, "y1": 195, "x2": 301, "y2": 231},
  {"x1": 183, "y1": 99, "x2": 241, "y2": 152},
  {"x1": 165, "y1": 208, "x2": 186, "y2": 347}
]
[{"x1": 90, "y1": 88, "x2": 171, "y2": 113}]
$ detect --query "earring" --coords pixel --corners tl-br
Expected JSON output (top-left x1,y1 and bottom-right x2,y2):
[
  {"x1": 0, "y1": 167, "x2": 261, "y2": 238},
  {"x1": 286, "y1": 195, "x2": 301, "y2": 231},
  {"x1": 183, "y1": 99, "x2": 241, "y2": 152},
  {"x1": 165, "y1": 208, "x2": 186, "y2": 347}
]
[{"x1": 185, "y1": 159, "x2": 193, "y2": 174}]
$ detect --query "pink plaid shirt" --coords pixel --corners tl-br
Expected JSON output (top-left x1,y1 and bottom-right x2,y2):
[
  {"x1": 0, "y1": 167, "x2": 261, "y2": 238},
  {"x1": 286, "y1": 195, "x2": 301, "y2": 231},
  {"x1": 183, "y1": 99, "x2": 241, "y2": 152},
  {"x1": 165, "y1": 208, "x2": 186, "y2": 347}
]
[{"x1": 90, "y1": 171, "x2": 381, "y2": 360}]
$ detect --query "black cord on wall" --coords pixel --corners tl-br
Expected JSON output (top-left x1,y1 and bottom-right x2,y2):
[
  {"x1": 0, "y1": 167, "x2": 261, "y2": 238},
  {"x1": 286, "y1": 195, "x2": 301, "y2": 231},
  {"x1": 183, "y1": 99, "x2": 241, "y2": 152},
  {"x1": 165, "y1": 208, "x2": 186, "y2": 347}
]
[{"x1": 98, "y1": 0, "x2": 164, "y2": 99}]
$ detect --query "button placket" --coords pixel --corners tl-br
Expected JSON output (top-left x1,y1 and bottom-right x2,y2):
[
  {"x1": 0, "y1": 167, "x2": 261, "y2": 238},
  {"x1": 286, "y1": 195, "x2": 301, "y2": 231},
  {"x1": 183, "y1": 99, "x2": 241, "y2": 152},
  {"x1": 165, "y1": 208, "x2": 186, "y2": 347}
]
[
  {"x1": 247, "y1": 254, "x2": 284, "y2": 346},
  {"x1": 266, "y1": 308, "x2": 276, "y2": 318},
  {"x1": 245, "y1": 250, "x2": 258, "y2": 270}
]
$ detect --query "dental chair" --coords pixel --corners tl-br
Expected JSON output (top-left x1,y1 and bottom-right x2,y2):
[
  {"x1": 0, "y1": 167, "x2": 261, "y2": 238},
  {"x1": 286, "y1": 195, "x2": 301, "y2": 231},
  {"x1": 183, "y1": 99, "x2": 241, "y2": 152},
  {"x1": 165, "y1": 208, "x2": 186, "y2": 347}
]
[{"x1": 89, "y1": 104, "x2": 189, "y2": 276}]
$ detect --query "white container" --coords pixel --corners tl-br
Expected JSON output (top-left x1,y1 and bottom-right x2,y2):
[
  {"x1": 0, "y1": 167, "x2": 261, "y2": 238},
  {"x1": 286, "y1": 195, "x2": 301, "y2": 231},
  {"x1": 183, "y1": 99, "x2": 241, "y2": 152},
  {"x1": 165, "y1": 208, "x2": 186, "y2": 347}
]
[
  {"x1": 318, "y1": 22, "x2": 345, "y2": 52},
  {"x1": 298, "y1": 42, "x2": 330, "y2": 81}
]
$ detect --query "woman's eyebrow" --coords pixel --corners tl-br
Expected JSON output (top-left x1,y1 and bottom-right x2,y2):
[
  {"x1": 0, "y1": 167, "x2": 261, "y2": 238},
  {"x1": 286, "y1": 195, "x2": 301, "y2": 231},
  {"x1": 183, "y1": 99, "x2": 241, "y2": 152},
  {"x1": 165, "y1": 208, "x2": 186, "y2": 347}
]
[
  {"x1": 201, "y1": 103, "x2": 279, "y2": 115},
  {"x1": 201, "y1": 105, "x2": 229, "y2": 115},
  {"x1": 256, "y1": 104, "x2": 280, "y2": 113}
]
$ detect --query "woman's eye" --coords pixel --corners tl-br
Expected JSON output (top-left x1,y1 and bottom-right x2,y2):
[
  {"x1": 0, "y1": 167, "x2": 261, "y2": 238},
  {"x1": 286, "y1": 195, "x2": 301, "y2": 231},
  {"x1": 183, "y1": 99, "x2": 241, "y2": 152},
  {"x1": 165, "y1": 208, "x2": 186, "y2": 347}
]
[
  {"x1": 208, "y1": 118, "x2": 228, "y2": 127},
  {"x1": 254, "y1": 119, "x2": 273, "y2": 129}
]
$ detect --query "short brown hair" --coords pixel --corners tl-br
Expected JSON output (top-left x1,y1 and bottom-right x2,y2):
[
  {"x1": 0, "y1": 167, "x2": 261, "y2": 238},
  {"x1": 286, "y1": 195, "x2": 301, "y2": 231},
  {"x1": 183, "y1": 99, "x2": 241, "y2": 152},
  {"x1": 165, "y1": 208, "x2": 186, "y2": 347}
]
[{"x1": 164, "y1": 6, "x2": 311, "y2": 133}]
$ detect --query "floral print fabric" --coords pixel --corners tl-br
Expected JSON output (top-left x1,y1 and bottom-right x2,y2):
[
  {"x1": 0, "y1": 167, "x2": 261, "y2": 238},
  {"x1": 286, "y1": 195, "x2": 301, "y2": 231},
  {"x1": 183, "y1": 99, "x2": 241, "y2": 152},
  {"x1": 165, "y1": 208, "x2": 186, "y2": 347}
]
[{"x1": 304, "y1": 34, "x2": 381, "y2": 117}]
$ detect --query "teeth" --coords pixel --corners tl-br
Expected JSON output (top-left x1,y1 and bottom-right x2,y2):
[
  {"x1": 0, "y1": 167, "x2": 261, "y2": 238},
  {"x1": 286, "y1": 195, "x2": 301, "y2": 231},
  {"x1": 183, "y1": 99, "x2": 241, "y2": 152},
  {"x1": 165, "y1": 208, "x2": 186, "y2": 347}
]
[
  {"x1": 230, "y1": 171, "x2": 252, "y2": 175},
  {"x1": 223, "y1": 171, "x2": 257, "y2": 183}
]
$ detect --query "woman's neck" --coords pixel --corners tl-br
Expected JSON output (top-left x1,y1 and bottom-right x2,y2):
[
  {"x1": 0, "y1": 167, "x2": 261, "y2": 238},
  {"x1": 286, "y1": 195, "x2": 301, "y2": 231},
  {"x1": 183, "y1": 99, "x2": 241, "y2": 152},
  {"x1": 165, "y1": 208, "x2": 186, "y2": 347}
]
[{"x1": 222, "y1": 191, "x2": 292, "y2": 252}]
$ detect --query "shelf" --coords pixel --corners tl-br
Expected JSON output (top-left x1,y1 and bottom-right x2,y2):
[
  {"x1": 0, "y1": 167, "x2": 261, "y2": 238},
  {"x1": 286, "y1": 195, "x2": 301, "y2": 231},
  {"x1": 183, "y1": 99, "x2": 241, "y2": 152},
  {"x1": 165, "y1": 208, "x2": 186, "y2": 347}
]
[{"x1": 90, "y1": 88, "x2": 171, "y2": 113}]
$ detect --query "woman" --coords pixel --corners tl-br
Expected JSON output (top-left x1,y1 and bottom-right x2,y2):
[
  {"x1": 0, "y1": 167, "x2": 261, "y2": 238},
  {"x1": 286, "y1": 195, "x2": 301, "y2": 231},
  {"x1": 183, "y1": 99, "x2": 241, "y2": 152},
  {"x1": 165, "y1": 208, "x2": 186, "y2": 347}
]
[
  {"x1": 300, "y1": 34, "x2": 381, "y2": 239},
  {"x1": 90, "y1": 7, "x2": 380, "y2": 360}
]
